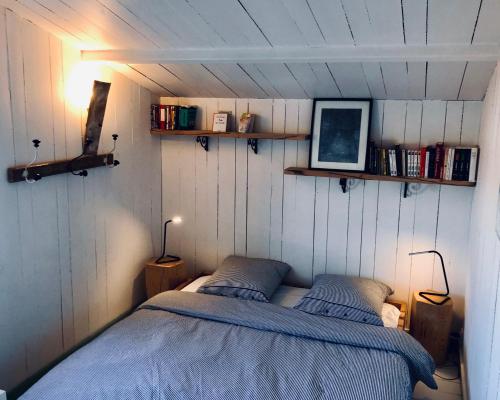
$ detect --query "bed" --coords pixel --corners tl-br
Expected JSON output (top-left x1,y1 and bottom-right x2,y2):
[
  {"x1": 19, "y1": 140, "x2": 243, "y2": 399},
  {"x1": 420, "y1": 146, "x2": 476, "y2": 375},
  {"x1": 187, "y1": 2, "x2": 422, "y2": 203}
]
[{"x1": 21, "y1": 271, "x2": 436, "y2": 400}]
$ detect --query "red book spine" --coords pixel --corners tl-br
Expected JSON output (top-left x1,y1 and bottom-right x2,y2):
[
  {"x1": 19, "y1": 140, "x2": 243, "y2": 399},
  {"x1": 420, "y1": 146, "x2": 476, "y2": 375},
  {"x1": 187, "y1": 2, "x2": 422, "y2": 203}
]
[{"x1": 419, "y1": 147, "x2": 426, "y2": 177}]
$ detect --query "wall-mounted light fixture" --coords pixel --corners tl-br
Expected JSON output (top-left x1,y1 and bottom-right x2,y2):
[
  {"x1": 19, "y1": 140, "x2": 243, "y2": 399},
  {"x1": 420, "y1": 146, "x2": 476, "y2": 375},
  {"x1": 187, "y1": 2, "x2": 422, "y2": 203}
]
[{"x1": 65, "y1": 61, "x2": 109, "y2": 111}]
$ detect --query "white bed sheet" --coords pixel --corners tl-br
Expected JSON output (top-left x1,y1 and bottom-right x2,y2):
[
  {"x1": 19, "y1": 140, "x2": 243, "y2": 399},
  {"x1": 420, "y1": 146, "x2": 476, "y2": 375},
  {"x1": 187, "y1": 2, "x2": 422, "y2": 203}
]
[{"x1": 182, "y1": 275, "x2": 400, "y2": 328}]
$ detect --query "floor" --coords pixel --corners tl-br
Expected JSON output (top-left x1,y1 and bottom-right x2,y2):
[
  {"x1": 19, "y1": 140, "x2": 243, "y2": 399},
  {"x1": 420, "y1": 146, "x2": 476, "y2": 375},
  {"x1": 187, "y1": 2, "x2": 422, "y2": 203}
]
[{"x1": 413, "y1": 363, "x2": 462, "y2": 400}]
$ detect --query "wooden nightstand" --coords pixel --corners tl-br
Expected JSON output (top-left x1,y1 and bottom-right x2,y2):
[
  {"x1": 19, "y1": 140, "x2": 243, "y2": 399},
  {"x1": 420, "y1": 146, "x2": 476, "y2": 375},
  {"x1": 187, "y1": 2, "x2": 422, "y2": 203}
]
[
  {"x1": 145, "y1": 258, "x2": 189, "y2": 299},
  {"x1": 410, "y1": 291, "x2": 453, "y2": 365}
]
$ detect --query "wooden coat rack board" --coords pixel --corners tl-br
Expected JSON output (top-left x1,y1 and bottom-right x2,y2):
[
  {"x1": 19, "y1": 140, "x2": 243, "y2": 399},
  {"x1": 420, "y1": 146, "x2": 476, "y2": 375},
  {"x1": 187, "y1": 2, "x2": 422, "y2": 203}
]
[{"x1": 7, "y1": 154, "x2": 114, "y2": 183}]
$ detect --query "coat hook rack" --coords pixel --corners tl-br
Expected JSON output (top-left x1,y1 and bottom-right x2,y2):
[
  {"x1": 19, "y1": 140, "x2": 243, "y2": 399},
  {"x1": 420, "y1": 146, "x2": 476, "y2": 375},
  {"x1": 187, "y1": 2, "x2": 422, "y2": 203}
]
[
  {"x1": 7, "y1": 134, "x2": 117, "y2": 183},
  {"x1": 7, "y1": 80, "x2": 116, "y2": 183}
]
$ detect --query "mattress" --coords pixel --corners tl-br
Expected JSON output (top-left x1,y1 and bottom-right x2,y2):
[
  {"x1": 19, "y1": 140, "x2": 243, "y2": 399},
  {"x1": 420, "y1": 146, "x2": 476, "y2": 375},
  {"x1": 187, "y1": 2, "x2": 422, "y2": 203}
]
[{"x1": 182, "y1": 275, "x2": 401, "y2": 328}]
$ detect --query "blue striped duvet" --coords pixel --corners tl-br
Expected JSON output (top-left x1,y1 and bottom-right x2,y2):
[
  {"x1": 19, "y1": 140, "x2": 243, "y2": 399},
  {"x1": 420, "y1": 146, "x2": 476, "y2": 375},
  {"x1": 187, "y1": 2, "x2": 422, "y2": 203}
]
[{"x1": 22, "y1": 291, "x2": 436, "y2": 400}]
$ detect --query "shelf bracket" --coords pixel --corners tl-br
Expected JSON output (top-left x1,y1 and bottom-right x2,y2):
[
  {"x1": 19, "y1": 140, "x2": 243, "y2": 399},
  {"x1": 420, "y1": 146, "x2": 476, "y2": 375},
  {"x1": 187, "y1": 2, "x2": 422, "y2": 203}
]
[
  {"x1": 196, "y1": 136, "x2": 209, "y2": 152},
  {"x1": 339, "y1": 178, "x2": 347, "y2": 193},
  {"x1": 403, "y1": 182, "x2": 409, "y2": 198},
  {"x1": 247, "y1": 138, "x2": 258, "y2": 154}
]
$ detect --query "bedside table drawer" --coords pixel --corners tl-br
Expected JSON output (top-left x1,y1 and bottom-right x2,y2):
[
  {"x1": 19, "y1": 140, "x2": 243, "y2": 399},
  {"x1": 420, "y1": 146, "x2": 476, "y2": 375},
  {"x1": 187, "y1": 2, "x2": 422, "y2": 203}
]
[{"x1": 145, "y1": 259, "x2": 188, "y2": 299}]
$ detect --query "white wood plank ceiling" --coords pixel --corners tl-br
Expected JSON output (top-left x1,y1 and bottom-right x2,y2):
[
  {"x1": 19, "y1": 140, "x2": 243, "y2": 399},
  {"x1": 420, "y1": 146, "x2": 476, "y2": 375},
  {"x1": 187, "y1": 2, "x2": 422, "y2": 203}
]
[{"x1": 2, "y1": 0, "x2": 500, "y2": 100}]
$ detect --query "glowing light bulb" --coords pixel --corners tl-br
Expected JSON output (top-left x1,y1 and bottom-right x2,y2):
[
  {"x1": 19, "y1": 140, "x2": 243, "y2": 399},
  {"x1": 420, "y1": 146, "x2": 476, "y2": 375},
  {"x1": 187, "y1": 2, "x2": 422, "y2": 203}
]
[
  {"x1": 172, "y1": 216, "x2": 182, "y2": 224},
  {"x1": 65, "y1": 61, "x2": 111, "y2": 112}
]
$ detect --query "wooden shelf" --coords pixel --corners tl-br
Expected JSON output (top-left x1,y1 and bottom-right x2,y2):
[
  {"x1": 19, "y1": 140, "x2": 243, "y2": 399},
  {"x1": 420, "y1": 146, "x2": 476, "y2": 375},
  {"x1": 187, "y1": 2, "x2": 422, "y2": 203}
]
[
  {"x1": 151, "y1": 129, "x2": 310, "y2": 140},
  {"x1": 284, "y1": 167, "x2": 476, "y2": 188},
  {"x1": 152, "y1": 129, "x2": 310, "y2": 153}
]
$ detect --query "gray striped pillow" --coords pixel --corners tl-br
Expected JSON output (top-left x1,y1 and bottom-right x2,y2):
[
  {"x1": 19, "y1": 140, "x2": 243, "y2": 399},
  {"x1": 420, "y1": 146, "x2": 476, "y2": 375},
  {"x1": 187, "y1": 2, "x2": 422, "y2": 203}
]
[
  {"x1": 294, "y1": 274, "x2": 393, "y2": 326},
  {"x1": 197, "y1": 256, "x2": 290, "y2": 302}
]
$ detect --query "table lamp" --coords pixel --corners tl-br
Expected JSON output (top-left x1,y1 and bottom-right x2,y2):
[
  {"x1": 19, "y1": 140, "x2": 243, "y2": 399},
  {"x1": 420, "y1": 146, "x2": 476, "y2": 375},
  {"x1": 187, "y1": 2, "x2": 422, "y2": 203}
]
[
  {"x1": 156, "y1": 216, "x2": 182, "y2": 264},
  {"x1": 408, "y1": 249, "x2": 450, "y2": 305}
]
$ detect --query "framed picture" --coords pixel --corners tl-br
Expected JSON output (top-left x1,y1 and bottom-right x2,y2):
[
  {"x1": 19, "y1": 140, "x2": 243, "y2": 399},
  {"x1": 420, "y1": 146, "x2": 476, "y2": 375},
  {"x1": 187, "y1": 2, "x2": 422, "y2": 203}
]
[
  {"x1": 309, "y1": 99, "x2": 371, "y2": 171},
  {"x1": 213, "y1": 112, "x2": 231, "y2": 132}
]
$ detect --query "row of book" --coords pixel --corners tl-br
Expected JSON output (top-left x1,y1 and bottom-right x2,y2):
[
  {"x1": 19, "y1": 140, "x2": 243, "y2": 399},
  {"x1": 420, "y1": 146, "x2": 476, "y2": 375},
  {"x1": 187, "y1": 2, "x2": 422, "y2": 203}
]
[
  {"x1": 366, "y1": 142, "x2": 479, "y2": 182},
  {"x1": 151, "y1": 104, "x2": 197, "y2": 130}
]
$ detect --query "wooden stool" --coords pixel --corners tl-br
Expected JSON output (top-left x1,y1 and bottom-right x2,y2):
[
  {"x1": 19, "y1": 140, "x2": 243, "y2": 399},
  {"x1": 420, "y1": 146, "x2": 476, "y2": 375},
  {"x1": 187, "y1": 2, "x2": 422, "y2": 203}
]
[
  {"x1": 410, "y1": 291, "x2": 453, "y2": 365},
  {"x1": 145, "y1": 258, "x2": 188, "y2": 299}
]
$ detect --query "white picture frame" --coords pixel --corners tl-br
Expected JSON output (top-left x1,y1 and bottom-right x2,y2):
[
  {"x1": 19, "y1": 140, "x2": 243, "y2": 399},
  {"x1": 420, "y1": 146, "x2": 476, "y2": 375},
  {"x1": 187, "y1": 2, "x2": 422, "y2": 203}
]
[{"x1": 309, "y1": 99, "x2": 371, "y2": 171}]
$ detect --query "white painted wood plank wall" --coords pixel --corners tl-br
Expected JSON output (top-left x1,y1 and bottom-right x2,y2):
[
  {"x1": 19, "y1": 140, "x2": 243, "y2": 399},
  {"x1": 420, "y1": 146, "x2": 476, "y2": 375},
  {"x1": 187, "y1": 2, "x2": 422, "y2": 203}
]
[
  {"x1": 161, "y1": 96, "x2": 482, "y2": 332},
  {"x1": 464, "y1": 63, "x2": 500, "y2": 400},
  {"x1": 0, "y1": 8, "x2": 161, "y2": 392}
]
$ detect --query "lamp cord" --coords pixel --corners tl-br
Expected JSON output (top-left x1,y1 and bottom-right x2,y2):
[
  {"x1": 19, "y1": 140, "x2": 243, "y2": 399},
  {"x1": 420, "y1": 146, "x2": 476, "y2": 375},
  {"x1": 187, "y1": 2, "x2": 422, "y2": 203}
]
[{"x1": 434, "y1": 361, "x2": 460, "y2": 381}]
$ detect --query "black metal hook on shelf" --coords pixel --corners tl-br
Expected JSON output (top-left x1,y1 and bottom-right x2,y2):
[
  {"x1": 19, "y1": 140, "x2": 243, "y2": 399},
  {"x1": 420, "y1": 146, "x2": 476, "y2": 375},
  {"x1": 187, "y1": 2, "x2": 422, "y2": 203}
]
[
  {"x1": 196, "y1": 136, "x2": 209, "y2": 151},
  {"x1": 22, "y1": 139, "x2": 43, "y2": 183},
  {"x1": 339, "y1": 178, "x2": 347, "y2": 193},
  {"x1": 69, "y1": 138, "x2": 93, "y2": 177},
  {"x1": 247, "y1": 138, "x2": 258, "y2": 154}
]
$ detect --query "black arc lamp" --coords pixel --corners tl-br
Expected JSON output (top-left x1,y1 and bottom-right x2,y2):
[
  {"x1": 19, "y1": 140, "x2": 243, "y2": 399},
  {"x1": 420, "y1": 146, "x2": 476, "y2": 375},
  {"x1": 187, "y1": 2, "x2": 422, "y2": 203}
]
[
  {"x1": 408, "y1": 250, "x2": 450, "y2": 305},
  {"x1": 156, "y1": 216, "x2": 182, "y2": 264}
]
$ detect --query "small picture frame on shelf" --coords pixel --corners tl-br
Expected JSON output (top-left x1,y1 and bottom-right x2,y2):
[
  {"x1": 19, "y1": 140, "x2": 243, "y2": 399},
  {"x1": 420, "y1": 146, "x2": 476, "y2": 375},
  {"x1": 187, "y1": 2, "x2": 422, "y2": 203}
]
[
  {"x1": 212, "y1": 112, "x2": 231, "y2": 132},
  {"x1": 309, "y1": 99, "x2": 371, "y2": 171},
  {"x1": 238, "y1": 113, "x2": 255, "y2": 133}
]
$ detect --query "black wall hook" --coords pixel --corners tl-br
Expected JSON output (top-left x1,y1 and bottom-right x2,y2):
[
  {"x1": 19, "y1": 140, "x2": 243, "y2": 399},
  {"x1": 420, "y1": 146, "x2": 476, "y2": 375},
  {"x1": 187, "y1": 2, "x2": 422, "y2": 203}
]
[
  {"x1": 69, "y1": 138, "x2": 93, "y2": 177},
  {"x1": 22, "y1": 139, "x2": 42, "y2": 183},
  {"x1": 108, "y1": 134, "x2": 120, "y2": 168}
]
